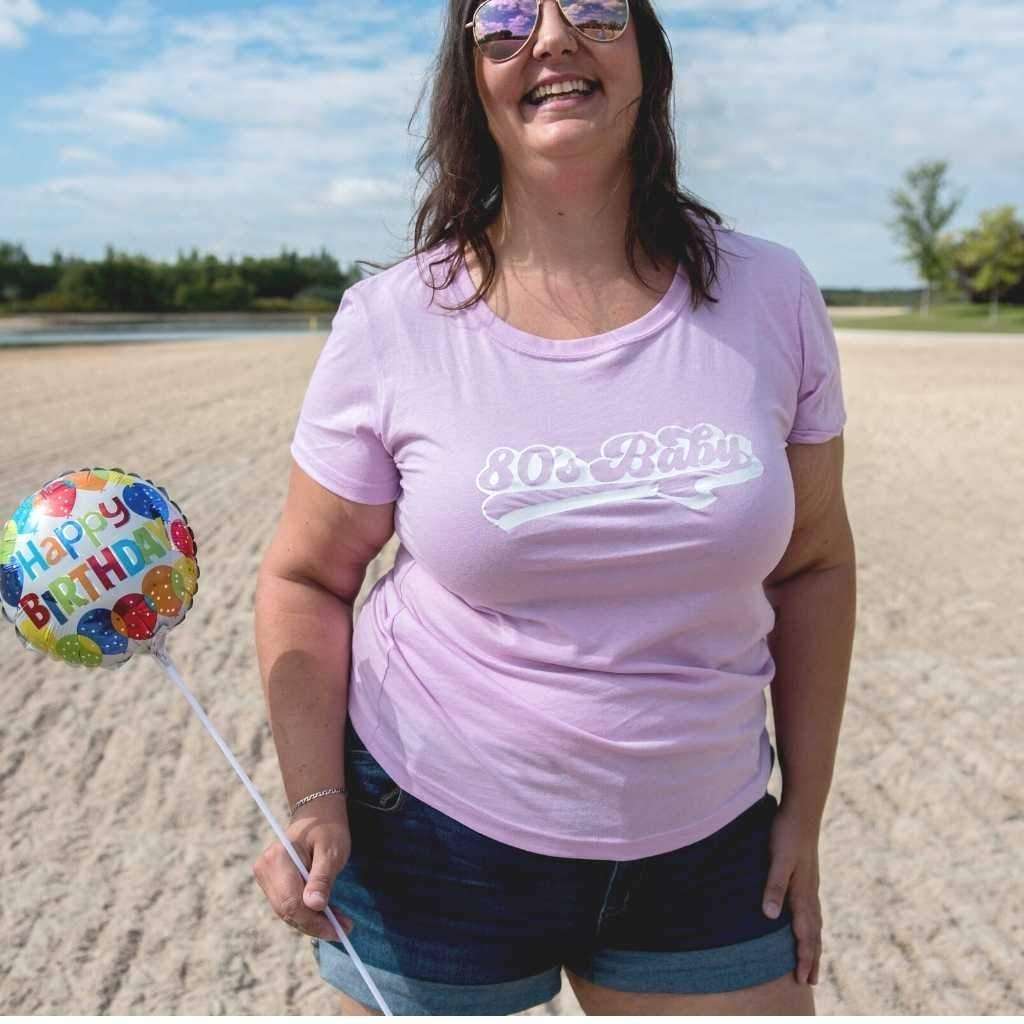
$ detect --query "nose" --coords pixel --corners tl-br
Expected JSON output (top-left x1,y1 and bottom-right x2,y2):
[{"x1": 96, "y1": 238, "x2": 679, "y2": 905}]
[{"x1": 530, "y1": 0, "x2": 579, "y2": 58}]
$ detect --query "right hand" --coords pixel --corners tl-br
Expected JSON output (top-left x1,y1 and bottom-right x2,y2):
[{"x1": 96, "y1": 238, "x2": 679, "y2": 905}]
[{"x1": 252, "y1": 800, "x2": 357, "y2": 940}]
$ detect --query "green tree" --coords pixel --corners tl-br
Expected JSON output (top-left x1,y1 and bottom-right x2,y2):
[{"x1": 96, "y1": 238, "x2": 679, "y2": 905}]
[
  {"x1": 173, "y1": 274, "x2": 255, "y2": 311},
  {"x1": 53, "y1": 263, "x2": 102, "y2": 311},
  {"x1": 0, "y1": 240, "x2": 354, "y2": 313},
  {"x1": 954, "y1": 206, "x2": 1024, "y2": 321},
  {"x1": 888, "y1": 159, "x2": 966, "y2": 315},
  {"x1": 0, "y1": 240, "x2": 62, "y2": 303},
  {"x1": 55, "y1": 245, "x2": 168, "y2": 311},
  {"x1": 237, "y1": 246, "x2": 346, "y2": 300}
]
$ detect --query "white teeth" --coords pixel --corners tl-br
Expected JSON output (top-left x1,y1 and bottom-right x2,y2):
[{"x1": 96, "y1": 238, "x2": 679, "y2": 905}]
[{"x1": 525, "y1": 78, "x2": 596, "y2": 104}]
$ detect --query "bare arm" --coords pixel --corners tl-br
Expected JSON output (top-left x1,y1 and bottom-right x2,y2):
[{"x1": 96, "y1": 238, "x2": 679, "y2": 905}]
[
  {"x1": 764, "y1": 435, "x2": 857, "y2": 831},
  {"x1": 767, "y1": 562, "x2": 856, "y2": 830},
  {"x1": 254, "y1": 572, "x2": 355, "y2": 813},
  {"x1": 760, "y1": 435, "x2": 855, "y2": 989},
  {"x1": 254, "y1": 460, "x2": 396, "y2": 815}
]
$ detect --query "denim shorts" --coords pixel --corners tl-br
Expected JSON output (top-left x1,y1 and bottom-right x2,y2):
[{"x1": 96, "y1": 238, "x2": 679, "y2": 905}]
[{"x1": 311, "y1": 716, "x2": 797, "y2": 1016}]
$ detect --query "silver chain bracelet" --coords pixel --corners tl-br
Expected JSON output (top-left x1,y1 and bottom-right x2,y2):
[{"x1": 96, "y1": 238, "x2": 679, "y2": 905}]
[{"x1": 289, "y1": 786, "x2": 347, "y2": 818}]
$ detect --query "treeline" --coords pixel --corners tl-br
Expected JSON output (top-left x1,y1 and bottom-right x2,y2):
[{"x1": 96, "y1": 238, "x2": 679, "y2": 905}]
[
  {"x1": 0, "y1": 239, "x2": 947, "y2": 314},
  {"x1": 0, "y1": 243, "x2": 363, "y2": 314},
  {"x1": 890, "y1": 161, "x2": 1024, "y2": 317},
  {"x1": 6, "y1": 175, "x2": 1023, "y2": 318},
  {"x1": 821, "y1": 287, "x2": 922, "y2": 307}
]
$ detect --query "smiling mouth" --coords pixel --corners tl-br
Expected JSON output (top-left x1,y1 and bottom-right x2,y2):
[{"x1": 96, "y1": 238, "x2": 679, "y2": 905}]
[{"x1": 522, "y1": 80, "x2": 601, "y2": 106}]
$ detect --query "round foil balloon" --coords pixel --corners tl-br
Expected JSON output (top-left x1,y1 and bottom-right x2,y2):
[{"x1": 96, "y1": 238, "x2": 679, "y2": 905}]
[{"x1": 1, "y1": 468, "x2": 199, "y2": 668}]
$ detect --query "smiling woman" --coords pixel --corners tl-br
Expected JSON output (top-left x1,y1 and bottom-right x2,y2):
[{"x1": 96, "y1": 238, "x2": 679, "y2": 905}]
[
  {"x1": 374, "y1": 0, "x2": 730, "y2": 315},
  {"x1": 252, "y1": 0, "x2": 855, "y2": 1016}
]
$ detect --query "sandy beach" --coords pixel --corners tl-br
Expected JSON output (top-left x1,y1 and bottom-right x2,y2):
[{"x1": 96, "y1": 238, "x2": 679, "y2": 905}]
[{"x1": 1, "y1": 328, "x2": 1021, "y2": 1014}]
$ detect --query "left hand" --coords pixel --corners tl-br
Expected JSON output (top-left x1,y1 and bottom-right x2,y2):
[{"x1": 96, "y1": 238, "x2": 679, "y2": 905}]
[{"x1": 761, "y1": 802, "x2": 823, "y2": 986}]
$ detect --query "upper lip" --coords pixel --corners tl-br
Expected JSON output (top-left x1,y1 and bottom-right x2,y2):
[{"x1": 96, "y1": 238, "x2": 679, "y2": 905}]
[{"x1": 522, "y1": 73, "x2": 599, "y2": 101}]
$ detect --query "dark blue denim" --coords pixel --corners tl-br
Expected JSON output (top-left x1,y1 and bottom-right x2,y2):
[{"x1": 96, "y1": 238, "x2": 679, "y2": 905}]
[{"x1": 311, "y1": 716, "x2": 796, "y2": 1015}]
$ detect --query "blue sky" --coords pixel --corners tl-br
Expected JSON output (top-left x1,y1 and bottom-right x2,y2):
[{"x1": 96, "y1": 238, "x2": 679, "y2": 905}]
[{"x1": 1, "y1": 0, "x2": 1021, "y2": 288}]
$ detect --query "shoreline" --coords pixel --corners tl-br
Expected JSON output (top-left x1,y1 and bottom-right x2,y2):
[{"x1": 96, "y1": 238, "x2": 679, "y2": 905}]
[
  {"x1": 3, "y1": 327, "x2": 1023, "y2": 351},
  {"x1": 0, "y1": 311, "x2": 330, "y2": 332},
  {"x1": 0, "y1": 329, "x2": 318, "y2": 351},
  {"x1": 0, "y1": 306, "x2": 909, "y2": 330}
]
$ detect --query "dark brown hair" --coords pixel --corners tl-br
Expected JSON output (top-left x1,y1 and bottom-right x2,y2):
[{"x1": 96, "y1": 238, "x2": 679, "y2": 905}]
[{"x1": 357, "y1": 0, "x2": 732, "y2": 314}]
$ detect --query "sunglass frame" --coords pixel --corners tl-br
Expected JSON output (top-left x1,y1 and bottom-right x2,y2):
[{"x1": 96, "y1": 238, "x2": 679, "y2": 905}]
[{"x1": 464, "y1": 0, "x2": 630, "y2": 64}]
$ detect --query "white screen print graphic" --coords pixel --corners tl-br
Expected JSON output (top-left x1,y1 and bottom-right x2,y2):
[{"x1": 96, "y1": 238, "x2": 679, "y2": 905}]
[{"x1": 475, "y1": 422, "x2": 764, "y2": 532}]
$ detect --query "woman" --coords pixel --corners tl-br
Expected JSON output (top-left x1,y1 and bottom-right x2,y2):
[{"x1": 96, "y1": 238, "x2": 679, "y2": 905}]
[{"x1": 253, "y1": 0, "x2": 856, "y2": 1015}]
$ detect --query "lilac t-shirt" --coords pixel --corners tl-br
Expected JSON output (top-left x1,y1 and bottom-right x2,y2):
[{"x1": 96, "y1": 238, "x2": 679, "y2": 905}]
[{"x1": 289, "y1": 227, "x2": 847, "y2": 860}]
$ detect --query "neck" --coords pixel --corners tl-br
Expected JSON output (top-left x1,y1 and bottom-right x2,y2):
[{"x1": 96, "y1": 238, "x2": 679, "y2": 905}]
[{"x1": 487, "y1": 157, "x2": 635, "y2": 278}]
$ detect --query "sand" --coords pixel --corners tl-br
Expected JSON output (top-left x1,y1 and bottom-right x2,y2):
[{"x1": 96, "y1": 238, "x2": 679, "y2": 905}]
[{"x1": 1, "y1": 329, "x2": 1021, "y2": 1014}]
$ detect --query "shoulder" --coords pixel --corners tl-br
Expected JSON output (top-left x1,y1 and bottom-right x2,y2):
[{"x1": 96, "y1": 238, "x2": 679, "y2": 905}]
[
  {"x1": 711, "y1": 225, "x2": 805, "y2": 300},
  {"x1": 344, "y1": 243, "x2": 457, "y2": 316},
  {"x1": 705, "y1": 227, "x2": 822, "y2": 383}
]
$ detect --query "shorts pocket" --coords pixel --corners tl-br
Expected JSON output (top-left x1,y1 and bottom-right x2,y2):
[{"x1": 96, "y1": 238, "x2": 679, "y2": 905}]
[{"x1": 344, "y1": 716, "x2": 407, "y2": 814}]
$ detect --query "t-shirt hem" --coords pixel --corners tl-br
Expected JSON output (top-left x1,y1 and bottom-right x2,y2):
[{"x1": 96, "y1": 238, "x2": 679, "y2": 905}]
[
  {"x1": 290, "y1": 442, "x2": 400, "y2": 505},
  {"x1": 786, "y1": 425, "x2": 843, "y2": 442},
  {"x1": 786, "y1": 423, "x2": 846, "y2": 444},
  {"x1": 349, "y1": 707, "x2": 770, "y2": 860}
]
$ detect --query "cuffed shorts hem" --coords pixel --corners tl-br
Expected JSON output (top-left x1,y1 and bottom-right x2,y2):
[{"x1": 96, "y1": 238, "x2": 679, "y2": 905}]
[
  {"x1": 313, "y1": 937, "x2": 562, "y2": 1016},
  {"x1": 566, "y1": 921, "x2": 798, "y2": 994},
  {"x1": 314, "y1": 718, "x2": 800, "y2": 1014},
  {"x1": 313, "y1": 921, "x2": 796, "y2": 1014}
]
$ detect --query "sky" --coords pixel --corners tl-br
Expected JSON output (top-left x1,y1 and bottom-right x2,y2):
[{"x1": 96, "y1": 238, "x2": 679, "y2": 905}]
[{"x1": 0, "y1": 0, "x2": 1021, "y2": 289}]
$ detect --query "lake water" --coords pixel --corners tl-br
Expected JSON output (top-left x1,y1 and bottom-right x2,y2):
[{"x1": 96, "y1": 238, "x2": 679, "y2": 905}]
[{"x1": 0, "y1": 320, "x2": 322, "y2": 348}]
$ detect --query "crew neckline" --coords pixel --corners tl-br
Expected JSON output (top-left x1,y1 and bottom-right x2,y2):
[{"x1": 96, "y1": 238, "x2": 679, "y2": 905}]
[{"x1": 448, "y1": 250, "x2": 689, "y2": 360}]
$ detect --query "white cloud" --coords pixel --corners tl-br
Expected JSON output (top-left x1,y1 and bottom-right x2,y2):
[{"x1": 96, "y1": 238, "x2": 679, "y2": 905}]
[
  {"x1": 326, "y1": 177, "x2": 412, "y2": 208},
  {"x1": 51, "y1": 0, "x2": 152, "y2": 40},
  {"x1": 5, "y1": 0, "x2": 1022, "y2": 285},
  {"x1": 31, "y1": 97, "x2": 181, "y2": 144},
  {"x1": 658, "y1": 0, "x2": 792, "y2": 9},
  {"x1": 666, "y1": 0, "x2": 1024, "y2": 283},
  {"x1": 20, "y1": 9, "x2": 428, "y2": 142},
  {"x1": 57, "y1": 146, "x2": 110, "y2": 165},
  {"x1": 0, "y1": 0, "x2": 43, "y2": 48},
  {"x1": 6, "y1": 5, "x2": 433, "y2": 263}
]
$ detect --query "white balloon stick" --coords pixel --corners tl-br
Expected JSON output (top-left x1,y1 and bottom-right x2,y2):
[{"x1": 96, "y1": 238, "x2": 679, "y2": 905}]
[{"x1": 150, "y1": 632, "x2": 393, "y2": 1016}]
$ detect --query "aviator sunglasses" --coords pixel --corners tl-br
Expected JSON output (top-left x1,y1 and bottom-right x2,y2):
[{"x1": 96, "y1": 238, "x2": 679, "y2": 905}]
[{"x1": 465, "y1": 0, "x2": 630, "y2": 63}]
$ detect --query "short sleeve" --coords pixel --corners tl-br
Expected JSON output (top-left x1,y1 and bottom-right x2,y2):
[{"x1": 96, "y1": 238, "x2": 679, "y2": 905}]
[
  {"x1": 787, "y1": 257, "x2": 848, "y2": 444},
  {"x1": 289, "y1": 286, "x2": 401, "y2": 504}
]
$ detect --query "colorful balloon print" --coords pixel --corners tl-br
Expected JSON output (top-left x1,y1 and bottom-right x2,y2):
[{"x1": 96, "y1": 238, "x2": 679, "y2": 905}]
[
  {"x1": 170, "y1": 519, "x2": 196, "y2": 558},
  {"x1": 1, "y1": 467, "x2": 200, "y2": 669},
  {"x1": 142, "y1": 565, "x2": 182, "y2": 617},
  {"x1": 111, "y1": 592, "x2": 159, "y2": 641},
  {"x1": 78, "y1": 608, "x2": 130, "y2": 656}
]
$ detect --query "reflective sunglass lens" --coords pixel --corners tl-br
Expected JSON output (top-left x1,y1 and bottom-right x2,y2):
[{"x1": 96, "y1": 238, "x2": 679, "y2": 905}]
[
  {"x1": 475, "y1": 0, "x2": 628, "y2": 61},
  {"x1": 560, "y1": 0, "x2": 628, "y2": 41},
  {"x1": 476, "y1": 0, "x2": 538, "y2": 61}
]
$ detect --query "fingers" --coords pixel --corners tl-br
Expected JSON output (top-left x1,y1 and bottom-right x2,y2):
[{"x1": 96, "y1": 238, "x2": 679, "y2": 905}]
[
  {"x1": 279, "y1": 891, "x2": 356, "y2": 940},
  {"x1": 765, "y1": 875, "x2": 821, "y2": 988},
  {"x1": 252, "y1": 842, "x2": 355, "y2": 940},
  {"x1": 304, "y1": 839, "x2": 344, "y2": 912},
  {"x1": 762, "y1": 812, "x2": 823, "y2": 987},
  {"x1": 761, "y1": 859, "x2": 792, "y2": 921},
  {"x1": 260, "y1": 873, "x2": 355, "y2": 939},
  {"x1": 761, "y1": 858, "x2": 821, "y2": 986},
  {"x1": 790, "y1": 893, "x2": 823, "y2": 986}
]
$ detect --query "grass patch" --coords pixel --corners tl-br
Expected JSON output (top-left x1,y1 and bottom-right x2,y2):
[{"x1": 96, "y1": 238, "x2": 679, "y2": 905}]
[{"x1": 830, "y1": 303, "x2": 1024, "y2": 333}]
